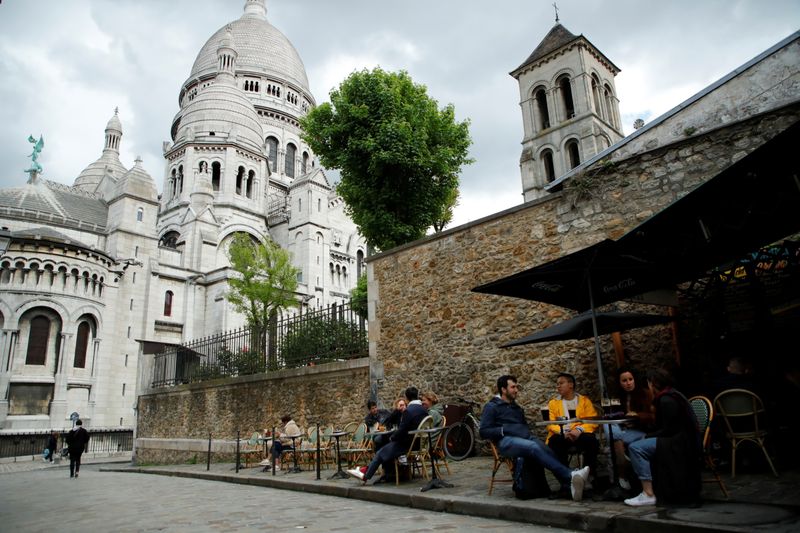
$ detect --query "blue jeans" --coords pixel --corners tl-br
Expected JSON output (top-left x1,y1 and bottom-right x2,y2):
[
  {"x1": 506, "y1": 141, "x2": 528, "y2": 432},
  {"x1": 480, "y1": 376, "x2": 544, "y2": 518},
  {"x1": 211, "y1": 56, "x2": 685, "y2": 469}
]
[
  {"x1": 609, "y1": 425, "x2": 646, "y2": 446},
  {"x1": 365, "y1": 441, "x2": 404, "y2": 481},
  {"x1": 497, "y1": 435, "x2": 572, "y2": 485},
  {"x1": 628, "y1": 437, "x2": 657, "y2": 481}
]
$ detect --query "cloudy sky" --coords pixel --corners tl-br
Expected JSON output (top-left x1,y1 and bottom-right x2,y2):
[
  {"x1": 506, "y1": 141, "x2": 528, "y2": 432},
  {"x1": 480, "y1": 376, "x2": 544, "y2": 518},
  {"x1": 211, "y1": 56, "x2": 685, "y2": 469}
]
[{"x1": 1, "y1": 0, "x2": 798, "y2": 227}]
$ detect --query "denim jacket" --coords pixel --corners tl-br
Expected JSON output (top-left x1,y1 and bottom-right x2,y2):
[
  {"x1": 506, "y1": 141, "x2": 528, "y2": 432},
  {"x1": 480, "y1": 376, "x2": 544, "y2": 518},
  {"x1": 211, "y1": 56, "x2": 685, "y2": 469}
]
[{"x1": 479, "y1": 396, "x2": 532, "y2": 442}]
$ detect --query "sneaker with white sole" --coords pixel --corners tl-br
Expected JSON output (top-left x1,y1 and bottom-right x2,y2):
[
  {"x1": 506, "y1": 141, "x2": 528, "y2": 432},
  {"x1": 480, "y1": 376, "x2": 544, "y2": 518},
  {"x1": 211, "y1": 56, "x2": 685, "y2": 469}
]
[
  {"x1": 624, "y1": 491, "x2": 656, "y2": 506},
  {"x1": 618, "y1": 477, "x2": 631, "y2": 491},
  {"x1": 346, "y1": 468, "x2": 365, "y2": 481},
  {"x1": 570, "y1": 466, "x2": 590, "y2": 501}
]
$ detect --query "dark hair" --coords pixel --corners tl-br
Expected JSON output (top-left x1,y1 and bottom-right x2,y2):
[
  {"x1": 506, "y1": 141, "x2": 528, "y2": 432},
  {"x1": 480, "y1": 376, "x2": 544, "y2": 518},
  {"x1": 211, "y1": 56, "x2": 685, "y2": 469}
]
[
  {"x1": 280, "y1": 415, "x2": 292, "y2": 424},
  {"x1": 646, "y1": 368, "x2": 674, "y2": 391},
  {"x1": 557, "y1": 372, "x2": 576, "y2": 386},
  {"x1": 496, "y1": 375, "x2": 517, "y2": 393},
  {"x1": 404, "y1": 386, "x2": 419, "y2": 401},
  {"x1": 76, "y1": 419, "x2": 83, "y2": 426},
  {"x1": 367, "y1": 400, "x2": 377, "y2": 409}
]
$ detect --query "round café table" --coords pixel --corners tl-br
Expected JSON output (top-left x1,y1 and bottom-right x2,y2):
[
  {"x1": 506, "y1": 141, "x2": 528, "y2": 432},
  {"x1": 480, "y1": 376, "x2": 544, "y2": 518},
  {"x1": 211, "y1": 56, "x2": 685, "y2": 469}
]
[
  {"x1": 408, "y1": 427, "x2": 453, "y2": 492},
  {"x1": 328, "y1": 430, "x2": 351, "y2": 480}
]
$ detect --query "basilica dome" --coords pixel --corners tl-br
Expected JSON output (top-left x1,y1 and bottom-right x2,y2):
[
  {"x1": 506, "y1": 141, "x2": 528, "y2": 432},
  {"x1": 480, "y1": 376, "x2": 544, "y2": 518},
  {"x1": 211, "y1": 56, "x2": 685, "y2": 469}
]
[
  {"x1": 188, "y1": 1, "x2": 310, "y2": 93},
  {"x1": 176, "y1": 79, "x2": 265, "y2": 153}
]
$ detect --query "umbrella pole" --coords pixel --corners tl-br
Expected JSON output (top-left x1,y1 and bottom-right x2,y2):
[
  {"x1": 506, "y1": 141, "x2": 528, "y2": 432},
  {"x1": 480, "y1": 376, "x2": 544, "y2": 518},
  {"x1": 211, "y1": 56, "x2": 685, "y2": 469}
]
[{"x1": 587, "y1": 276, "x2": 610, "y2": 404}]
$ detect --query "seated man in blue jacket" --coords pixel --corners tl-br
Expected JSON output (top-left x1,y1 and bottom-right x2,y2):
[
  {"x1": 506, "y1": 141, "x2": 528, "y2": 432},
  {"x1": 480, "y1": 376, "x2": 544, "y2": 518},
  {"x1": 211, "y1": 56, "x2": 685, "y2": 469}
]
[
  {"x1": 348, "y1": 386, "x2": 428, "y2": 484},
  {"x1": 479, "y1": 375, "x2": 590, "y2": 501}
]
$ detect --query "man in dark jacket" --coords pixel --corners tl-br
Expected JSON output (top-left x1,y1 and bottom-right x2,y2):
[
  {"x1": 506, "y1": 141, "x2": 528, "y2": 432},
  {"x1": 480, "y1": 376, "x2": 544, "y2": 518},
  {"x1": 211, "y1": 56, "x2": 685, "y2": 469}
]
[
  {"x1": 348, "y1": 387, "x2": 428, "y2": 484},
  {"x1": 479, "y1": 375, "x2": 590, "y2": 501},
  {"x1": 66, "y1": 419, "x2": 90, "y2": 478}
]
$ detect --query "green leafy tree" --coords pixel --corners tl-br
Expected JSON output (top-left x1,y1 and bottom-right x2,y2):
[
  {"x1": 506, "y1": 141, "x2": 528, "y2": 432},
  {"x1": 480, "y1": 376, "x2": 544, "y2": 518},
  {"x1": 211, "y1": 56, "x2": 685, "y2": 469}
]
[
  {"x1": 301, "y1": 68, "x2": 473, "y2": 251},
  {"x1": 432, "y1": 186, "x2": 459, "y2": 233},
  {"x1": 226, "y1": 233, "x2": 300, "y2": 366},
  {"x1": 350, "y1": 273, "x2": 368, "y2": 319}
]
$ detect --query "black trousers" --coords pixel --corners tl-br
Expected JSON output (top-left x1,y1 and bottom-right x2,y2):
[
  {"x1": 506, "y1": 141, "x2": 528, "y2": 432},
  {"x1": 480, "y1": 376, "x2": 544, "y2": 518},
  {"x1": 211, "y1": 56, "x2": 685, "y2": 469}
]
[
  {"x1": 548, "y1": 433, "x2": 599, "y2": 475},
  {"x1": 69, "y1": 451, "x2": 83, "y2": 477}
]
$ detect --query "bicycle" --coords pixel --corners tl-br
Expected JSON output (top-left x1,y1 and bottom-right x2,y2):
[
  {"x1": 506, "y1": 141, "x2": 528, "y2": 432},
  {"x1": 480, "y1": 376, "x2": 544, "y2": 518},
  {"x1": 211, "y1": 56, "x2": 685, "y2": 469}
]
[{"x1": 443, "y1": 399, "x2": 484, "y2": 461}]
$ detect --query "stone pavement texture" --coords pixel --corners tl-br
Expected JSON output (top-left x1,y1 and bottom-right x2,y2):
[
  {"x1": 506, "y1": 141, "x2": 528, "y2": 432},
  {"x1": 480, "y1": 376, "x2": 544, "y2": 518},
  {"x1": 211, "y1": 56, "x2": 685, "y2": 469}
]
[
  {"x1": 3, "y1": 454, "x2": 798, "y2": 532},
  {"x1": 0, "y1": 460, "x2": 572, "y2": 533}
]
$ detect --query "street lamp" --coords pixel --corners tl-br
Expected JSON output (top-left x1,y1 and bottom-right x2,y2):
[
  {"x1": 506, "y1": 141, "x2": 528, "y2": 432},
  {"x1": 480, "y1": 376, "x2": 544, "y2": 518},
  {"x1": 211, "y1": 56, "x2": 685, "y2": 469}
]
[{"x1": 0, "y1": 227, "x2": 11, "y2": 257}]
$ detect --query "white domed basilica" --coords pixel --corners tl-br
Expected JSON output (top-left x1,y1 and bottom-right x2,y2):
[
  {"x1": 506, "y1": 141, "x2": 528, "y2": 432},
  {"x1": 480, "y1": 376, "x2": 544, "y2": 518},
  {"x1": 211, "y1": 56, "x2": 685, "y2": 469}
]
[{"x1": 0, "y1": 0, "x2": 365, "y2": 432}]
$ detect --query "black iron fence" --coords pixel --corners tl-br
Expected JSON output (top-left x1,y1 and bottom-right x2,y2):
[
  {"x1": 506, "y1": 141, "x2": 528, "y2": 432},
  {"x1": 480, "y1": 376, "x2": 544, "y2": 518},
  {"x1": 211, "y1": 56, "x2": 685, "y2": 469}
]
[
  {"x1": 152, "y1": 302, "x2": 367, "y2": 387},
  {"x1": 0, "y1": 429, "x2": 133, "y2": 460}
]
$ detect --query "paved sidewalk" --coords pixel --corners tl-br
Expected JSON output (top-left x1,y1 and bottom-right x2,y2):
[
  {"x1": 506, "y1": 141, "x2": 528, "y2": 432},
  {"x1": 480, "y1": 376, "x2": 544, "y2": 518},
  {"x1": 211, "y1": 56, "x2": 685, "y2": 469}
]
[{"x1": 102, "y1": 456, "x2": 799, "y2": 533}]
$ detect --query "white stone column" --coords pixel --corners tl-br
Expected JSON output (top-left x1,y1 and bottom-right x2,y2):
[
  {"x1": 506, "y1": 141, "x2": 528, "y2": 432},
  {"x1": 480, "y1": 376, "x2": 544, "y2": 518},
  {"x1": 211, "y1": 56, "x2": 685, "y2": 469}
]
[{"x1": 0, "y1": 330, "x2": 19, "y2": 423}]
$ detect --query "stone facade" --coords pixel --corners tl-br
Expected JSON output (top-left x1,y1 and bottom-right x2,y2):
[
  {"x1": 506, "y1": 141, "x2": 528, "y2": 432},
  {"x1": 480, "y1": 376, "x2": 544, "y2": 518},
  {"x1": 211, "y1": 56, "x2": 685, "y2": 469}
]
[
  {"x1": 367, "y1": 100, "x2": 800, "y2": 412},
  {"x1": 0, "y1": 1, "x2": 365, "y2": 433},
  {"x1": 134, "y1": 358, "x2": 369, "y2": 464}
]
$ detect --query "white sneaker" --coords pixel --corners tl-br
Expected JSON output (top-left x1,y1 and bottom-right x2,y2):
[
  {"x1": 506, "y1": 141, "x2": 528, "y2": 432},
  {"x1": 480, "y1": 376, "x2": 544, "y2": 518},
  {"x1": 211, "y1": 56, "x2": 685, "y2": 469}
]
[
  {"x1": 624, "y1": 491, "x2": 656, "y2": 506},
  {"x1": 346, "y1": 468, "x2": 365, "y2": 481},
  {"x1": 619, "y1": 477, "x2": 631, "y2": 491},
  {"x1": 570, "y1": 466, "x2": 590, "y2": 501}
]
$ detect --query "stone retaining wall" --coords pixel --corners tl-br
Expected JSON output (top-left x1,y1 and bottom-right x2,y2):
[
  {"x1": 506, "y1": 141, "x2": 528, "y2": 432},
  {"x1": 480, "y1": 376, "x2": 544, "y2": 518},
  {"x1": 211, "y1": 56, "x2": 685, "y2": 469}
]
[
  {"x1": 135, "y1": 358, "x2": 368, "y2": 464},
  {"x1": 367, "y1": 107, "x2": 800, "y2": 411}
]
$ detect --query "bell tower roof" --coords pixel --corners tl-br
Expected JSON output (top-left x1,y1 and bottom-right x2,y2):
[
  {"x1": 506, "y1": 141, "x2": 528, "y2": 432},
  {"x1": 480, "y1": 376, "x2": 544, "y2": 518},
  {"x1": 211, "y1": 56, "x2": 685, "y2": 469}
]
[{"x1": 511, "y1": 23, "x2": 620, "y2": 78}]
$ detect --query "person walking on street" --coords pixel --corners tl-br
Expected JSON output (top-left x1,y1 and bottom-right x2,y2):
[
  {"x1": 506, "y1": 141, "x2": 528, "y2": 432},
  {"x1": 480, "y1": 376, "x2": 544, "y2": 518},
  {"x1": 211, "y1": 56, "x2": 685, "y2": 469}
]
[
  {"x1": 66, "y1": 419, "x2": 90, "y2": 478},
  {"x1": 46, "y1": 430, "x2": 58, "y2": 463}
]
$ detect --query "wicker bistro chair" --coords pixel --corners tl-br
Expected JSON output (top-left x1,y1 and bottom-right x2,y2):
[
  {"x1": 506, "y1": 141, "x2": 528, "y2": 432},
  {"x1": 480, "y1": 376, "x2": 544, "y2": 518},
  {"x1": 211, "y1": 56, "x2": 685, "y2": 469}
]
[
  {"x1": 298, "y1": 426, "x2": 332, "y2": 469},
  {"x1": 713, "y1": 388, "x2": 778, "y2": 478},
  {"x1": 430, "y1": 415, "x2": 450, "y2": 476},
  {"x1": 688, "y1": 395, "x2": 729, "y2": 497},
  {"x1": 340, "y1": 423, "x2": 371, "y2": 467},
  {"x1": 488, "y1": 440, "x2": 515, "y2": 495},
  {"x1": 394, "y1": 415, "x2": 434, "y2": 485},
  {"x1": 240, "y1": 432, "x2": 264, "y2": 468}
]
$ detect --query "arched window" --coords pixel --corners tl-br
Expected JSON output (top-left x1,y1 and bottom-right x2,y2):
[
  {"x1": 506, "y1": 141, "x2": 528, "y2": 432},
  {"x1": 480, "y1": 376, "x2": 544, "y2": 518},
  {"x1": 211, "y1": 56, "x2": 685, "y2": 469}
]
[
  {"x1": 266, "y1": 137, "x2": 278, "y2": 172},
  {"x1": 558, "y1": 75, "x2": 575, "y2": 120},
  {"x1": 211, "y1": 162, "x2": 221, "y2": 191},
  {"x1": 73, "y1": 321, "x2": 91, "y2": 368},
  {"x1": 285, "y1": 143, "x2": 296, "y2": 178},
  {"x1": 26, "y1": 315, "x2": 49, "y2": 365},
  {"x1": 136, "y1": 207, "x2": 143, "y2": 222},
  {"x1": 591, "y1": 74, "x2": 603, "y2": 118},
  {"x1": 302, "y1": 152, "x2": 309, "y2": 174},
  {"x1": 534, "y1": 87, "x2": 550, "y2": 130},
  {"x1": 235, "y1": 166, "x2": 244, "y2": 195},
  {"x1": 298, "y1": 197, "x2": 302, "y2": 212},
  {"x1": 357, "y1": 250, "x2": 365, "y2": 279},
  {"x1": 178, "y1": 164, "x2": 184, "y2": 193},
  {"x1": 317, "y1": 198, "x2": 321, "y2": 212},
  {"x1": 566, "y1": 140, "x2": 581, "y2": 169},
  {"x1": 246, "y1": 170, "x2": 255, "y2": 198},
  {"x1": 603, "y1": 85, "x2": 616, "y2": 127},
  {"x1": 164, "y1": 291, "x2": 173, "y2": 317},
  {"x1": 541, "y1": 149, "x2": 555, "y2": 183},
  {"x1": 159, "y1": 231, "x2": 180, "y2": 249},
  {"x1": 170, "y1": 168, "x2": 177, "y2": 199}
]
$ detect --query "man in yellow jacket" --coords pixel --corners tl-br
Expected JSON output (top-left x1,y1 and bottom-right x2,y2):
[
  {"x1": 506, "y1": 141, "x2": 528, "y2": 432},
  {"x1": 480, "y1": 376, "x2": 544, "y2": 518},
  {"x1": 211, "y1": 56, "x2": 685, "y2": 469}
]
[{"x1": 546, "y1": 373, "x2": 600, "y2": 479}]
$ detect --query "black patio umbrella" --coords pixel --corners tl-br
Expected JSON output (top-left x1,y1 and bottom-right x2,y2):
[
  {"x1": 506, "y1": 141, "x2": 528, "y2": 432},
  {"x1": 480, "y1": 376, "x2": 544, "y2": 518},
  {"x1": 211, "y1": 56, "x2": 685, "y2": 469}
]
[
  {"x1": 472, "y1": 239, "x2": 677, "y2": 401},
  {"x1": 472, "y1": 238, "x2": 676, "y2": 312},
  {"x1": 500, "y1": 310, "x2": 675, "y2": 348}
]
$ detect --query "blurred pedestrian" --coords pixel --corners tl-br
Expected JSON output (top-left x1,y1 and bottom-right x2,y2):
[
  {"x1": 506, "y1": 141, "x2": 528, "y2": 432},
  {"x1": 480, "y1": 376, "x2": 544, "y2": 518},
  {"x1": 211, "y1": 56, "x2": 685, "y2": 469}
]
[{"x1": 66, "y1": 420, "x2": 90, "y2": 478}]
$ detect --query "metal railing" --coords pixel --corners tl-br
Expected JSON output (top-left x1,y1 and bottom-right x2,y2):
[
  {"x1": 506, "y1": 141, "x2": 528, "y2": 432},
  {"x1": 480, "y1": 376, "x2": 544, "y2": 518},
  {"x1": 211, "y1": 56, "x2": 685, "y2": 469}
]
[
  {"x1": 0, "y1": 429, "x2": 133, "y2": 459},
  {"x1": 152, "y1": 302, "x2": 367, "y2": 388}
]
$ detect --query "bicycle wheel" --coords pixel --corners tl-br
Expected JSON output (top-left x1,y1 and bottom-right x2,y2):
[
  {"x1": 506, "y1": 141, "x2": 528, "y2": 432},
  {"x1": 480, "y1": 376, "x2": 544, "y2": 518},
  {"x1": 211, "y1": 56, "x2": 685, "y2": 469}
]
[{"x1": 444, "y1": 422, "x2": 474, "y2": 461}]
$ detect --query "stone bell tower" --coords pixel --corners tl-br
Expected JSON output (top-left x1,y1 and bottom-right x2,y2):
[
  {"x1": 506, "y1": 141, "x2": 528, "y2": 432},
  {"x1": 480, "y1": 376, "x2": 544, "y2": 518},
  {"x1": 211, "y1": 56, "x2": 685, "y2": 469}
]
[{"x1": 511, "y1": 20, "x2": 624, "y2": 201}]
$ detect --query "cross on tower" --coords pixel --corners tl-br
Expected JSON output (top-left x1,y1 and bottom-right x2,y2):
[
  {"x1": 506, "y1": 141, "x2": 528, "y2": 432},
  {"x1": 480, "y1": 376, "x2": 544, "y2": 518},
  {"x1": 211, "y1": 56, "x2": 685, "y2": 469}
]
[{"x1": 553, "y1": 2, "x2": 560, "y2": 23}]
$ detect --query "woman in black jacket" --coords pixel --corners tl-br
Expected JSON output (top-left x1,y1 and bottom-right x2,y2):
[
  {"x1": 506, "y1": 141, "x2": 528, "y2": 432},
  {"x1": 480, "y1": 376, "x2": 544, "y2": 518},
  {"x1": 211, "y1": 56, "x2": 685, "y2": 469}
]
[{"x1": 624, "y1": 368, "x2": 701, "y2": 506}]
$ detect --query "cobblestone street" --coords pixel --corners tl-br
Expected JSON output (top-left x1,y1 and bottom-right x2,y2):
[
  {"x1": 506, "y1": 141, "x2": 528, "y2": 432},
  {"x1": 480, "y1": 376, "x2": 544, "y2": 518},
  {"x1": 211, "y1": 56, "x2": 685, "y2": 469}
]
[{"x1": 0, "y1": 463, "x2": 575, "y2": 533}]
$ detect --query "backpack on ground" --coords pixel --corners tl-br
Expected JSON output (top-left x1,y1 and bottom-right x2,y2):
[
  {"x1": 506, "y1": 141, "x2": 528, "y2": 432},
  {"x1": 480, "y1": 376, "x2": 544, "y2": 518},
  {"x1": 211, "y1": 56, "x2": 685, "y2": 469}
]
[{"x1": 512, "y1": 456, "x2": 551, "y2": 499}]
